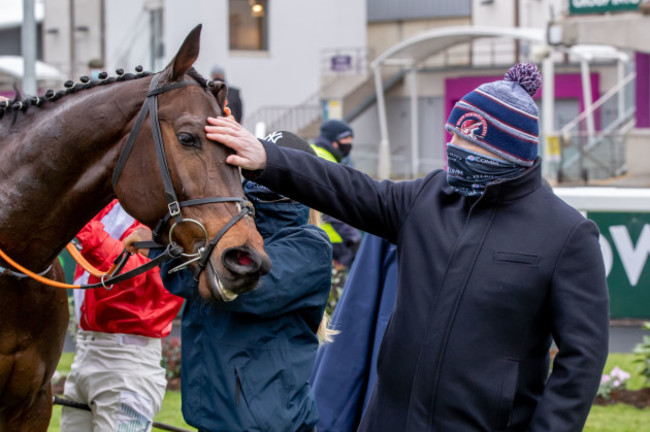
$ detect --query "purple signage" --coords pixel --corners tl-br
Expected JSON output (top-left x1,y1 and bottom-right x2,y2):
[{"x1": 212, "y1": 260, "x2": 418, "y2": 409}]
[{"x1": 331, "y1": 55, "x2": 352, "y2": 72}]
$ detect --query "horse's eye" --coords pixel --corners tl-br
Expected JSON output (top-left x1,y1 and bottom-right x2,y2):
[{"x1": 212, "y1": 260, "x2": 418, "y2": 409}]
[{"x1": 177, "y1": 133, "x2": 200, "y2": 148}]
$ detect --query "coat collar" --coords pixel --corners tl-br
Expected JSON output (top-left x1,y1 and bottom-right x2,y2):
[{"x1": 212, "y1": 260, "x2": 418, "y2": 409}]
[{"x1": 476, "y1": 157, "x2": 543, "y2": 205}]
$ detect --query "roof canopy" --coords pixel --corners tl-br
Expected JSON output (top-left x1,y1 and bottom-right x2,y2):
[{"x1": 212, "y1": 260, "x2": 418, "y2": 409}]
[
  {"x1": 371, "y1": 26, "x2": 545, "y2": 68},
  {"x1": 0, "y1": 55, "x2": 64, "y2": 81}
]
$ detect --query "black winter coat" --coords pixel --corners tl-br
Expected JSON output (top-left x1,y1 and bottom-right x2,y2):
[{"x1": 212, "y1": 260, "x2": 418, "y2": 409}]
[
  {"x1": 227, "y1": 86, "x2": 243, "y2": 123},
  {"x1": 247, "y1": 140, "x2": 610, "y2": 432}
]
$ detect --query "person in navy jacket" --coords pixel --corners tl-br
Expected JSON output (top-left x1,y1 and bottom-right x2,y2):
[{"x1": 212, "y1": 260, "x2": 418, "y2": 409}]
[
  {"x1": 127, "y1": 132, "x2": 332, "y2": 432},
  {"x1": 205, "y1": 63, "x2": 610, "y2": 432}
]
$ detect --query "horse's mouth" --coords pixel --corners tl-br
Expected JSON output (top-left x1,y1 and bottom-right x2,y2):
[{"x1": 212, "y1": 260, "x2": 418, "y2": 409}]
[
  {"x1": 198, "y1": 246, "x2": 270, "y2": 302},
  {"x1": 205, "y1": 262, "x2": 238, "y2": 302}
]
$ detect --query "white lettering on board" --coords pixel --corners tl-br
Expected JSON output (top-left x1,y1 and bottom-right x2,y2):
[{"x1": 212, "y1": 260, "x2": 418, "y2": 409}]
[
  {"x1": 608, "y1": 224, "x2": 650, "y2": 287},
  {"x1": 599, "y1": 234, "x2": 613, "y2": 277},
  {"x1": 573, "y1": 0, "x2": 611, "y2": 7}
]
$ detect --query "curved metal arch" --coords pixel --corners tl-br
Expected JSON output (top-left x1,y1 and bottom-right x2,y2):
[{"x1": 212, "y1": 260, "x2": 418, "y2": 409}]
[
  {"x1": 370, "y1": 26, "x2": 631, "y2": 179},
  {"x1": 371, "y1": 26, "x2": 546, "y2": 179},
  {"x1": 370, "y1": 26, "x2": 545, "y2": 70}
]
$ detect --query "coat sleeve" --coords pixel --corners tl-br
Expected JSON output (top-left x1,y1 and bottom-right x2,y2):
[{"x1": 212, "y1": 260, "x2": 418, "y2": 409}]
[
  {"x1": 529, "y1": 218, "x2": 609, "y2": 431},
  {"x1": 249, "y1": 140, "x2": 430, "y2": 244},
  {"x1": 212, "y1": 225, "x2": 332, "y2": 317},
  {"x1": 75, "y1": 220, "x2": 120, "y2": 269},
  {"x1": 151, "y1": 248, "x2": 198, "y2": 299},
  {"x1": 76, "y1": 220, "x2": 168, "y2": 294}
]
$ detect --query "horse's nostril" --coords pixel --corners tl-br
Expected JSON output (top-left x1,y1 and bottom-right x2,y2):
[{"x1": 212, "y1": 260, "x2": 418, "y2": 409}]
[
  {"x1": 237, "y1": 251, "x2": 253, "y2": 267},
  {"x1": 223, "y1": 247, "x2": 261, "y2": 275}
]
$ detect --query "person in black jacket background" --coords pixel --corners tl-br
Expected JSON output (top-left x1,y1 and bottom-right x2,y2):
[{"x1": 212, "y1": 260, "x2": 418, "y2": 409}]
[
  {"x1": 311, "y1": 119, "x2": 362, "y2": 270},
  {"x1": 211, "y1": 65, "x2": 243, "y2": 123},
  {"x1": 205, "y1": 63, "x2": 609, "y2": 432}
]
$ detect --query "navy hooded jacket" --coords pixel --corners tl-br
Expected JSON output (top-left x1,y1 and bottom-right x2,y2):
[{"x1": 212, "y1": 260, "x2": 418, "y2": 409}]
[
  {"x1": 245, "y1": 140, "x2": 610, "y2": 432},
  {"x1": 154, "y1": 199, "x2": 332, "y2": 432}
]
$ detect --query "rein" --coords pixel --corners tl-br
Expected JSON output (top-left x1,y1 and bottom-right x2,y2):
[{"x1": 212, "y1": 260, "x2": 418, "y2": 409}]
[
  {"x1": 0, "y1": 242, "x2": 182, "y2": 290},
  {"x1": 0, "y1": 73, "x2": 253, "y2": 289},
  {"x1": 66, "y1": 242, "x2": 120, "y2": 279}
]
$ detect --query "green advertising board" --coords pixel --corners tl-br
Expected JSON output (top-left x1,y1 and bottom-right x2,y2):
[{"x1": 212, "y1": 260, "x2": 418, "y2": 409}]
[
  {"x1": 569, "y1": 0, "x2": 640, "y2": 15},
  {"x1": 588, "y1": 211, "x2": 650, "y2": 319}
]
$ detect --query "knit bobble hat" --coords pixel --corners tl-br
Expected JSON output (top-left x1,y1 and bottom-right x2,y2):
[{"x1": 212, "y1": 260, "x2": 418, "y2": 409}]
[
  {"x1": 445, "y1": 63, "x2": 542, "y2": 166},
  {"x1": 319, "y1": 119, "x2": 354, "y2": 143}
]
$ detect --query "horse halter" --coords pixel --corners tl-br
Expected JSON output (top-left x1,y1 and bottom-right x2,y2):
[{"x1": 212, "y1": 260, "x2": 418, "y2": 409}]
[{"x1": 112, "y1": 74, "x2": 254, "y2": 280}]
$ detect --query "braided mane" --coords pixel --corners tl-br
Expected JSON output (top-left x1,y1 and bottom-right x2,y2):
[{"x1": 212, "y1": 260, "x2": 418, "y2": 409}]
[{"x1": 0, "y1": 66, "x2": 216, "y2": 123}]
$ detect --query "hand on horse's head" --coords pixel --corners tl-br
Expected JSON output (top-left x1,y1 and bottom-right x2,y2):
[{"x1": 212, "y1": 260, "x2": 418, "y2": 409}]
[
  {"x1": 205, "y1": 116, "x2": 267, "y2": 171},
  {"x1": 124, "y1": 226, "x2": 153, "y2": 257}
]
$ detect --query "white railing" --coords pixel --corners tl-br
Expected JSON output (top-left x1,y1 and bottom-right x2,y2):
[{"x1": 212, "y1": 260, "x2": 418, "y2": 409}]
[{"x1": 555, "y1": 71, "x2": 636, "y2": 183}]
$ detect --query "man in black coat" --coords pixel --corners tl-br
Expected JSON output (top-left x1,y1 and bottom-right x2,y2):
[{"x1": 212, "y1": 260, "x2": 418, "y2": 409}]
[
  {"x1": 211, "y1": 65, "x2": 243, "y2": 123},
  {"x1": 204, "y1": 63, "x2": 609, "y2": 432}
]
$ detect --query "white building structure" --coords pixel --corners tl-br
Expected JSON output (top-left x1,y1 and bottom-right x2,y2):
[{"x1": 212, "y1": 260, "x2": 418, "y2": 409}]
[
  {"x1": 37, "y1": 0, "x2": 641, "y2": 183},
  {"x1": 42, "y1": 0, "x2": 366, "y2": 133}
]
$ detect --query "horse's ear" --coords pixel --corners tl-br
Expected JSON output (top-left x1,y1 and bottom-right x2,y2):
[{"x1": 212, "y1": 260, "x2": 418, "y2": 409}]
[
  {"x1": 211, "y1": 81, "x2": 228, "y2": 113},
  {"x1": 160, "y1": 24, "x2": 202, "y2": 82}
]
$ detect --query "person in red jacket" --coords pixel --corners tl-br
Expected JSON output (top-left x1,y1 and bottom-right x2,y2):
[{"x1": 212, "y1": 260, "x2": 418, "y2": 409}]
[{"x1": 61, "y1": 199, "x2": 184, "y2": 432}]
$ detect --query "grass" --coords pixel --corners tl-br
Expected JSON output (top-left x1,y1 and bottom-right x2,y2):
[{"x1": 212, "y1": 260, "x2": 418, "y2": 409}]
[
  {"x1": 47, "y1": 352, "x2": 194, "y2": 432},
  {"x1": 582, "y1": 353, "x2": 649, "y2": 432},
  {"x1": 48, "y1": 352, "x2": 648, "y2": 432},
  {"x1": 584, "y1": 404, "x2": 649, "y2": 432}
]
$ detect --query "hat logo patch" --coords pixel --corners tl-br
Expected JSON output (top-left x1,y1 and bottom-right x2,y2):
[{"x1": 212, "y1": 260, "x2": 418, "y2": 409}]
[
  {"x1": 456, "y1": 112, "x2": 488, "y2": 139},
  {"x1": 264, "y1": 131, "x2": 284, "y2": 143}
]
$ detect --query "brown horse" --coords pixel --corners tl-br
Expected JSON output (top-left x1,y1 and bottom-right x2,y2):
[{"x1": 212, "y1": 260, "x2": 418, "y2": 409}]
[{"x1": 0, "y1": 24, "x2": 270, "y2": 431}]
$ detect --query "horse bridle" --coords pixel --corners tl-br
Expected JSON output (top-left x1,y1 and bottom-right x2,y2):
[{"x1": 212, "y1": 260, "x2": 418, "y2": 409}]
[{"x1": 112, "y1": 74, "x2": 254, "y2": 281}]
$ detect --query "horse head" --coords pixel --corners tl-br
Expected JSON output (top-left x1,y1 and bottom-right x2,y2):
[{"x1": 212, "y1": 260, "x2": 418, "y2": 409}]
[{"x1": 114, "y1": 25, "x2": 270, "y2": 301}]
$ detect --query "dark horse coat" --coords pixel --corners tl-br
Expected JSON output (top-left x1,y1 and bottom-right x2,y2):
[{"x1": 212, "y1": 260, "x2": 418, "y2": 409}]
[{"x1": 248, "y1": 141, "x2": 609, "y2": 432}]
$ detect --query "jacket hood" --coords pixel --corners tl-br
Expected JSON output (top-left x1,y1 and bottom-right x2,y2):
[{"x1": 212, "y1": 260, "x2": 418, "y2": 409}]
[{"x1": 251, "y1": 200, "x2": 310, "y2": 238}]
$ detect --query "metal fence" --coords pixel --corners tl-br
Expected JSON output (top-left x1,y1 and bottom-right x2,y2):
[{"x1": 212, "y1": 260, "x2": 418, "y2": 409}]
[{"x1": 551, "y1": 71, "x2": 636, "y2": 184}]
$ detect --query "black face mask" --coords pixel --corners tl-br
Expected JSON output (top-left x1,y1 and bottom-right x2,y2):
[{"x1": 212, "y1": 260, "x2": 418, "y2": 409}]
[
  {"x1": 446, "y1": 143, "x2": 525, "y2": 197},
  {"x1": 337, "y1": 142, "x2": 352, "y2": 157}
]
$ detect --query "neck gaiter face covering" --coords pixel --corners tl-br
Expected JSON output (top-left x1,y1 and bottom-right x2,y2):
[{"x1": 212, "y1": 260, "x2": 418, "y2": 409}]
[{"x1": 446, "y1": 143, "x2": 525, "y2": 197}]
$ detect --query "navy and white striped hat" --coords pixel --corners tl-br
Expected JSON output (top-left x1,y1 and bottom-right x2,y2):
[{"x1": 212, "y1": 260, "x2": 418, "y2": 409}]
[{"x1": 445, "y1": 63, "x2": 541, "y2": 167}]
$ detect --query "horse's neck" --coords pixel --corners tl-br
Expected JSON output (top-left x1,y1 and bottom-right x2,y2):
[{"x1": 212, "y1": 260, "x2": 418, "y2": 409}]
[{"x1": 0, "y1": 78, "x2": 151, "y2": 266}]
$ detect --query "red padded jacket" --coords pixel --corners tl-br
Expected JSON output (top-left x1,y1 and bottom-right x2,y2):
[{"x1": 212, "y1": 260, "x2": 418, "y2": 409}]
[{"x1": 74, "y1": 200, "x2": 183, "y2": 337}]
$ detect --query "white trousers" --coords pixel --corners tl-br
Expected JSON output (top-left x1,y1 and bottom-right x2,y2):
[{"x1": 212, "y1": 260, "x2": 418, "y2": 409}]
[{"x1": 60, "y1": 330, "x2": 168, "y2": 432}]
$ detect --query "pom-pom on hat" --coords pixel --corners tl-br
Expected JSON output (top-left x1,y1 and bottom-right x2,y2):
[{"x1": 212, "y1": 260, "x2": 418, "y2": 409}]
[{"x1": 445, "y1": 63, "x2": 541, "y2": 167}]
